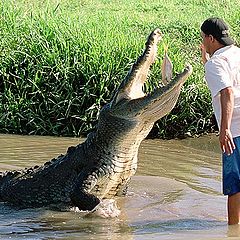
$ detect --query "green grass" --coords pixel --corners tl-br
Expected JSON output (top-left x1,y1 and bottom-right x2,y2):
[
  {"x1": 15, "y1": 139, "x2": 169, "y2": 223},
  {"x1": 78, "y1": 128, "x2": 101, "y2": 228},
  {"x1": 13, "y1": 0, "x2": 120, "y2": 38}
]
[{"x1": 0, "y1": 0, "x2": 240, "y2": 138}]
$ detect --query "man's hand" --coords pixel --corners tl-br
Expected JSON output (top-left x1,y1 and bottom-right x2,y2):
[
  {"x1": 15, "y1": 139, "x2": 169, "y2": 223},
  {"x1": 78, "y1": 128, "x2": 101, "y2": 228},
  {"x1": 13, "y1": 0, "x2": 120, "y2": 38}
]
[
  {"x1": 219, "y1": 129, "x2": 235, "y2": 155},
  {"x1": 200, "y1": 44, "x2": 209, "y2": 64}
]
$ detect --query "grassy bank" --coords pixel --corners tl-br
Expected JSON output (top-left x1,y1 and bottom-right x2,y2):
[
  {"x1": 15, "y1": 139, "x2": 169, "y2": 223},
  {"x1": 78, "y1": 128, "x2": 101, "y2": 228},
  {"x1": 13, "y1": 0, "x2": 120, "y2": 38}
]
[{"x1": 0, "y1": 0, "x2": 240, "y2": 138}]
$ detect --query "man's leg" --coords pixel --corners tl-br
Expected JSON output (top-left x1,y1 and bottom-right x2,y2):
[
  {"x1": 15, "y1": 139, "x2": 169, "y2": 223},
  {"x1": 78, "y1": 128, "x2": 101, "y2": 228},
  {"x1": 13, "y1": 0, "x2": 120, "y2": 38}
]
[{"x1": 228, "y1": 192, "x2": 240, "y2": 225}]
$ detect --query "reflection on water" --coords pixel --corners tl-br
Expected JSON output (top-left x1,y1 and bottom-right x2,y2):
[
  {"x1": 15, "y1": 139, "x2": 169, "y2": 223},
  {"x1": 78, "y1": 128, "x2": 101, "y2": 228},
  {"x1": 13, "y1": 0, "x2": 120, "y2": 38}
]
[{"x1": 0, "y1": 133, "x2": 238, "y2": 239}]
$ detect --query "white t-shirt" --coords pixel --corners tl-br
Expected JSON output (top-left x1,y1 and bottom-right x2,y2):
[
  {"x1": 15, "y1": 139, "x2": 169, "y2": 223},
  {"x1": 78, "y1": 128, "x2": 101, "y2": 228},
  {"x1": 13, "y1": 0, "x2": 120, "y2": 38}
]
[{"x1": 204, "y1": 45, "x2": 240, "y2": 138}]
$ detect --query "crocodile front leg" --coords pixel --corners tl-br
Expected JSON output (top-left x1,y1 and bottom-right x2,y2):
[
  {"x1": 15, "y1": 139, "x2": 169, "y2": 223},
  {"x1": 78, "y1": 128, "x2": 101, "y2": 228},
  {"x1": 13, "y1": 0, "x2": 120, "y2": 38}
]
[{"x1": 70, "y1": 169, "x2": 100, "y2": 211}]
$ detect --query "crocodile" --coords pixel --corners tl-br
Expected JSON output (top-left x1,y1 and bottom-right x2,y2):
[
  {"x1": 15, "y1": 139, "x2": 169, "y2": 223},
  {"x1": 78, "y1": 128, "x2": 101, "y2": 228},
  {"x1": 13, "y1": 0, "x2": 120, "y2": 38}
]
[{"x1": 0, "y1": 29, "x2": 192, "y2": 213}]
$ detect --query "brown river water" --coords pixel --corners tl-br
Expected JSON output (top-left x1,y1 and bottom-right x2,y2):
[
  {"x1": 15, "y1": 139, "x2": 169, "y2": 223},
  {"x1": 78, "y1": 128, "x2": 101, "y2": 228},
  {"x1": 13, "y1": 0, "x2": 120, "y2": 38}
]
[{"x1": 1, "y1": 133, "x2": 240, "y2": 239}]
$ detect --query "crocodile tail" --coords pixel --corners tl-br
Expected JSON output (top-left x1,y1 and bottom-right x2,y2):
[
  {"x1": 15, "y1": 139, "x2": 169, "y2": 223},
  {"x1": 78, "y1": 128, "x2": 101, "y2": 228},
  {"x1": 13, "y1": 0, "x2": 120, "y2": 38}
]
[{"x1": 0, "y1": 170, "x2": 20, "y2": 201}]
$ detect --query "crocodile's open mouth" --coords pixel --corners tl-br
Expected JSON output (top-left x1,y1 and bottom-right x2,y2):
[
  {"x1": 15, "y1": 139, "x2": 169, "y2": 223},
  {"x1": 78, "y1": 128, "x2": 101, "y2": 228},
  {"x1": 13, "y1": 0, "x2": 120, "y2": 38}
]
[{"x1": 111, "y1": 28, "x2": 192, "y2": 121}]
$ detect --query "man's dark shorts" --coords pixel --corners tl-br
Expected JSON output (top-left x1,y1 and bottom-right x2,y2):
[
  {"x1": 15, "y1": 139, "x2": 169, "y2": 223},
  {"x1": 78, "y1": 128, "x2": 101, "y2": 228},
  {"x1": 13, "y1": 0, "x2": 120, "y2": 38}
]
[{"x1": 223, "y1": 136, "x2": 240, "y2": 195}]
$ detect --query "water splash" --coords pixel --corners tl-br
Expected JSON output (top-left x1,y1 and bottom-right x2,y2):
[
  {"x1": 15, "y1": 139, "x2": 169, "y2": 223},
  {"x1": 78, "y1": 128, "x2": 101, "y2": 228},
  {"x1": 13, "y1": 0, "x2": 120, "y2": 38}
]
[{"x1": 70, "y1": 199, "x2": 121, "y2": 218}]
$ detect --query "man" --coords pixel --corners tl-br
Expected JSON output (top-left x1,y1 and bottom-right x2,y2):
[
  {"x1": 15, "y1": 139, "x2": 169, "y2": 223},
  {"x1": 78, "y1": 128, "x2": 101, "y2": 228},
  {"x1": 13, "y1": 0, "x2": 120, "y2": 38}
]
[{"x1": 200, "y1": 17, "x2": 240, "y2": 225}]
